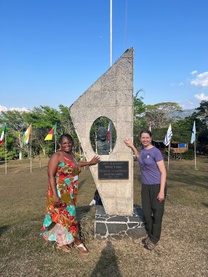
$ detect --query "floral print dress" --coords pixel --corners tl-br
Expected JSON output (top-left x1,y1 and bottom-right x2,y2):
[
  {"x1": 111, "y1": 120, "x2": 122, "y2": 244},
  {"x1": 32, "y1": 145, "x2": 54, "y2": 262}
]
[{"x1": 40, "y1": 157, "x2": 81, "y2": 246}]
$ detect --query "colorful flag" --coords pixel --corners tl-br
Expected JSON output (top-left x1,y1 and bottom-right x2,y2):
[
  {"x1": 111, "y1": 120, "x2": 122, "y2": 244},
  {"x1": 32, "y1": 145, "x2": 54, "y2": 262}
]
[
  {"x1": 44, "y1": 123, "x2": 57, "y2": 141},
  {"x1": 0, "y1": 125, "x2": 6, "y2": 145},
  {"x1": 22, "y1": 124, "x2": 32, "y2": 145},
  {"x1": 164, "y1": 124, "x2": 173, "y2": 146},
  {"x1": 190, "y1": 121, "x2": 196, "y2": 144}
]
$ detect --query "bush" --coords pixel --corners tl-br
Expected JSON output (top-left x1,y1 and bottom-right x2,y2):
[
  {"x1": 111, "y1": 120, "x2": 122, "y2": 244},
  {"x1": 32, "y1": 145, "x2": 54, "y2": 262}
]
[{"x1": 181, "y1": 149, "x2": 194, "y2": 160}]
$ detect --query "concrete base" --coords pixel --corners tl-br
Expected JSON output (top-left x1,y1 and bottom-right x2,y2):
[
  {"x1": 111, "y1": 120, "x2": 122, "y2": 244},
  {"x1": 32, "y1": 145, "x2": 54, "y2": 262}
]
[{"x1": 94, "y1": 205, "x2": 146, "y2": 240}]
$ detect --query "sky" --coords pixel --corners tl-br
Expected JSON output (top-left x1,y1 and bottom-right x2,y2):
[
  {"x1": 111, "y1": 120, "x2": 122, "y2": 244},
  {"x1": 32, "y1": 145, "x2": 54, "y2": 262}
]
[{"x1": 0, "y1": 0, "x2": 208, "y2": 113}]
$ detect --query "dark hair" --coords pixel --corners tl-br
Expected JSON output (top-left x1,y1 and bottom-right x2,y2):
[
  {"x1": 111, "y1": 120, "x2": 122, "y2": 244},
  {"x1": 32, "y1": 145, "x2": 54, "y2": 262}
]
[
  {"x1": 59, "y1": 134, "x2": 74, "y2": 145},
  {"x1": 140, "y1": 130, "x2": 152, "y2": 137}
]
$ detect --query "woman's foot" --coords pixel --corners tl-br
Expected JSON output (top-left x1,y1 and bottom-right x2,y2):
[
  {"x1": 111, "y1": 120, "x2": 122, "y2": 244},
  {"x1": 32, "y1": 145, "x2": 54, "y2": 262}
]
[
  {"x1": 53, "y1": 243, "x2": 71, "y2": 253},
  {"x1": 144, "y1": 240, "x2": 156, "y2": 251},
  {"x1": 142, "y1": 236, "x2": 150, "y2": 245},
  {"x1": 75, "y1": 243, "x2": 89, "y2": 255}
]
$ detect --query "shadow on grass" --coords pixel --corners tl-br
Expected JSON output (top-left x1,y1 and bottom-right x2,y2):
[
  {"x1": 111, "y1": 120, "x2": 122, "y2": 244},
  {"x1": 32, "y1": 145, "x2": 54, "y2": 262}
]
[
  {"x1": 202, "y1": 202, "x2": 208, "y2": 208},
  {"x1": 90, "y1": 240, "x2": 122, "y2": 277},
  {"x1": 78, "y1": 179, "x2": 87, "y2": 190},
  {"x1": 0, "y1": 225, "x2": 10, "y2": 236},
  {"x1": 76, "y1": 205, "x2": 93, "y2": 220}
]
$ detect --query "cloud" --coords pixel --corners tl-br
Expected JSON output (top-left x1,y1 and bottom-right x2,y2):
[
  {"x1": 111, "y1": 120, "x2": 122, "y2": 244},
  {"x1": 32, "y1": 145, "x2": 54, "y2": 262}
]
[
  {"x1": 190, "y1": 70, "x2": 197, "y2": 75},
  {"x1": 178, "y1": 82, "x2": 184, "y2": 86},
  {"x1": 194, "y1": 93, "x2": 208, "y2": 101},
  {"x1": 191, "y1": 72, "x2": 208, "y2": 87},
  {"x1": 0, "y1": 106, "x2": 30, "y2": 113}
]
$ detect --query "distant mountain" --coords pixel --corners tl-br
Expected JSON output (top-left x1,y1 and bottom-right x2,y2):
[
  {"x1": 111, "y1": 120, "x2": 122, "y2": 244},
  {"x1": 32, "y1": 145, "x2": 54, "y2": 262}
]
[{"x1": 170, "y1": 109, "x2": 196, "y2": 119}]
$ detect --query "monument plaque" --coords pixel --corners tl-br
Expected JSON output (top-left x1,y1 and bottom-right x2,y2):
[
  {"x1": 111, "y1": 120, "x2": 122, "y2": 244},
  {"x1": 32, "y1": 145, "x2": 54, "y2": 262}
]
[{"x1": 98, "y1": 161, "x2": 129, "y2": 180}]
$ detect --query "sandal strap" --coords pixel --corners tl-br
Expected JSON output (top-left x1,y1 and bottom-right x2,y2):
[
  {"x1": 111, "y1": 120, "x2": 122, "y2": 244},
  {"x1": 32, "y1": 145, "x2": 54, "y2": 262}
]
[
  {"x1": 75, "y1": 243, "x2": 89, "y2": 255},
  {"x1": 145, "y1": 240, "x2": 156, "y2": 250},
  {"x1": 54, "y1": 243, "x2": 71, "y2": 252},
  {"x1": 76, "y1": 243, "x2": 87, "y2": 251}
]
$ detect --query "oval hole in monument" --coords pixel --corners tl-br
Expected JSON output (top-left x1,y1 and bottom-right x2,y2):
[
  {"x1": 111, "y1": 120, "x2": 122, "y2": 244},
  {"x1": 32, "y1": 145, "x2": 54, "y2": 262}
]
[{"x1": 90, "y1": 117, "x2": 116, "y2": 155}]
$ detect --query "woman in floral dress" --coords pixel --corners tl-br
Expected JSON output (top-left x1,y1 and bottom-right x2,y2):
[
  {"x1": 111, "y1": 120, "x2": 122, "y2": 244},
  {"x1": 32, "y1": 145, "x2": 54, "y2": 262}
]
[{"x1": 40, "y1": 134, "x2": 99, "y2": 254}]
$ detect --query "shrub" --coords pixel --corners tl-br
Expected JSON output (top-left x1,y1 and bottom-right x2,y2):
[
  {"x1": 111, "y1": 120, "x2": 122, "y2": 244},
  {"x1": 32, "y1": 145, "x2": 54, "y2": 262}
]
[{"x1": 181, "y1": 149, "x2": 194, "y2": 160}]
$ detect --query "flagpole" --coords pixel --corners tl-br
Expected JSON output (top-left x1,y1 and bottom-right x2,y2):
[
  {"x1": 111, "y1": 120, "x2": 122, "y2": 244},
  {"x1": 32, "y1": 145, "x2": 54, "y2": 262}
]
[
  {"x1": 108, "y1": 120, "x2": 112, "y2": 153},
  {"x1": 55, "y1": 133, "x2": 57, "y2": 152},
  {"x1": 164, "y1": 123, "x2": 172, "y2": 170},
  {"x1": 191, "y1": 121, "x2": 197, "y2": 170},
  {"x1": 5, "y1": 132, "x2": 7, "y2": 174},
  {"x1": 30, "y1": 128, "x2": 32, "y2": 173},
  {"x1": 167, "y1": 143, "x2": 170, "y2": 170},
  {"x1": 110, "y1": 0, "x2": 113, "y2": 66},
  {"x1": 194, "y1": 139, "x2": 197, "y2": 170}
]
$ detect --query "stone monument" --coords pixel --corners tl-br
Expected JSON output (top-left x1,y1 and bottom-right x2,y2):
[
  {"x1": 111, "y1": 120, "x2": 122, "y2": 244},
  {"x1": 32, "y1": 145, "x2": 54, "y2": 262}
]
[{"x1": 70, "y1": 48, "x2": 145, "y2": 238}]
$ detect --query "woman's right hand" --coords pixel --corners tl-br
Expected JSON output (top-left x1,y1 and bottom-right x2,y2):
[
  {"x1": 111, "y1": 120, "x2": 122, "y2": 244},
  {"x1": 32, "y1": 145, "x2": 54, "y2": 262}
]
[
  {"x1": 124, "y1": 138, "x2": 133, "y2": 147},
  {"x1": 53, "y1": 196, "x2": 61, "y2": 208}
]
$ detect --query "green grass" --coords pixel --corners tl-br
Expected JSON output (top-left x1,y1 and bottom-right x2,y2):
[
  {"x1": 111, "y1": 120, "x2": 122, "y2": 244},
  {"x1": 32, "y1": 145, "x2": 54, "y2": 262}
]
[{"x1": 0, "y1": 157, "x2": 207, "y2": 277}]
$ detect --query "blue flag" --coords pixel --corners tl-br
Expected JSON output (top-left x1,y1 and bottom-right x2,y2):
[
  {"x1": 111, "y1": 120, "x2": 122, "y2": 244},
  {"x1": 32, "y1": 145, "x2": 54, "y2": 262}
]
[{"x1": 190, "y1": 121, "x2": 196, "y2": 144}]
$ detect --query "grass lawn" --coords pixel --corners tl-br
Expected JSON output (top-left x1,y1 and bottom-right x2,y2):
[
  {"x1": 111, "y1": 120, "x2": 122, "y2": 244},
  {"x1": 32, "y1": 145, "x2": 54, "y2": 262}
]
[{"x1": 0, "y1": 156, "x2": 207, "y2": 277}]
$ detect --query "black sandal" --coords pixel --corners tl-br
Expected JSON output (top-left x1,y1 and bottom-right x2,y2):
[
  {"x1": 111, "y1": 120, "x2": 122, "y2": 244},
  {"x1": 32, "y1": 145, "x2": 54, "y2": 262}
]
[
  {"x1": 142, "y1": 236, "x2": 150, "y2": 245},
  {"x1": 144, "y1": 240, "x2": 156, "y2": 251}
]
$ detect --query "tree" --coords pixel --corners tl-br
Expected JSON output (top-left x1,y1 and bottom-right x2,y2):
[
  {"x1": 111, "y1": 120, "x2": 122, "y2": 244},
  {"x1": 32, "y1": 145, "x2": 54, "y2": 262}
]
[
  {"x1": 133, "y1": 90, "x2": 147, "y2": 146},
  {"x1": 0, "y1": 110, "x2": 28, "y2": 159},
  {"x1": 144, "y1": 102, "x2": 182, "y2": 128},
  {"x1": 192, "y1": 100, "x2": 208, "y2": 149},
  {"x1": 194, "y1": 100, "x2": 208, "y2": 125}
]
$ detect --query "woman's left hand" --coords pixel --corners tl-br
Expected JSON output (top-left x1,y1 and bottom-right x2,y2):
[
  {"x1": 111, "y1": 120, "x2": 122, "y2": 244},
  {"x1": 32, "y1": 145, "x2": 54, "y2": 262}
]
[
  {"x1": 157, "y1": 191, "x2": 165, "y2": 202},
  {"x1": 90, "y1": 155, "x2": 100, "y2": 165}
]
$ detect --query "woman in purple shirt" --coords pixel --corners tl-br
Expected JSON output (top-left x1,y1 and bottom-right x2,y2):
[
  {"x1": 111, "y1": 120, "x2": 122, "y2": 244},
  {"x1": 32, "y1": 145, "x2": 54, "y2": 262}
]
[{"x1": 124, "y1": 130, "x2": 167, "y2": 250}]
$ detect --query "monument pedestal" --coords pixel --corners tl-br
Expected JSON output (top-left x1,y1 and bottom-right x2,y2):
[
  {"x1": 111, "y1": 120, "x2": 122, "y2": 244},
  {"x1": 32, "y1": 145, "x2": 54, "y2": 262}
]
[{"x1": 94, "y1": 205, "x2": 146, "y2": 240}]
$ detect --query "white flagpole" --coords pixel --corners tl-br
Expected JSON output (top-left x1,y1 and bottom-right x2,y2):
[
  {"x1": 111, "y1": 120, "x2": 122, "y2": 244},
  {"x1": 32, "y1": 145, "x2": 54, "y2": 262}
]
[
  {"x1": 109, "y1": 121, "x2": 112, "y2": 153},
  {"x1": 194, "y1": 139, "x2": 197, "y2": 170},
  {"x1": 110, "y1": 0, "x2": 112, "y2": 66},
  {"x1": 30, "y1": 128, "x2": 32, "y2": 173},
  {"x1": 167, "y1": 143, "x2": 170, "y2": 170},
  {"x1": 55, "y1": 133, "x2": 57, "y2": 152},
  {"x1": 5, "y1": 132, "x2": 7, "y2": 174},
  {"x1": 191, "y1": 121, "x2": 197, "y2": 170}
]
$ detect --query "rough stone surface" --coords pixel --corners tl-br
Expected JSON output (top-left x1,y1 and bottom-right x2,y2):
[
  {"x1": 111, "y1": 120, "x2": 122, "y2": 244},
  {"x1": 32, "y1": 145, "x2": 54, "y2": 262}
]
[
  {"x1": 94, "y1": 205, "x2": 146, "y2": 240},
  {"x1": 70, "y1": 48, "x2": 134, "y2": 215}
]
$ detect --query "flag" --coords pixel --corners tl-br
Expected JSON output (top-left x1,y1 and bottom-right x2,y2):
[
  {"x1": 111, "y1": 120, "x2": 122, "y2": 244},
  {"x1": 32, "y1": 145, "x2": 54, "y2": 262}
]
[
  {"x1": 44, "y1": 123, "x2": 57, "y2": 141},
  {"x1": 0, "y1": 125, "x2": 6, "y2": 145},
  {"x1": 190, "y1": 121, "x2": 196, "y2": 144},
  {"x1": 22, "y1": 124, "x2": 32, "y2": 145},
  {"x1": 164, "y1": 124, "x2": 173, "y2": 146},
  {"x1": 107, "y1": 120, "x2": 112, "y2": 151},
  {"x1": 107, "y1": 121, "x2": 112, "y2": 143}
]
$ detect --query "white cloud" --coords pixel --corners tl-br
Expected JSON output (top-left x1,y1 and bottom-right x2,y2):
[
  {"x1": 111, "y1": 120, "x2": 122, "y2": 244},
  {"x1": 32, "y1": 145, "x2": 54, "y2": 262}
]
[
  {"x1": 0, "y1": 105, "x2": 30, "y2": 113},
  {"x1": 194, "y1": 93, "x2": 208, "y2": 101},
  {"x1": 190, "y1": 70, "x2": 197, "y2": 75},
  {"x1": 178, "y1": 82, "x2": 184, "y2": 86},
  {"x1": 191, "y1": 72, "x2": 208, "y2": 87}
]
